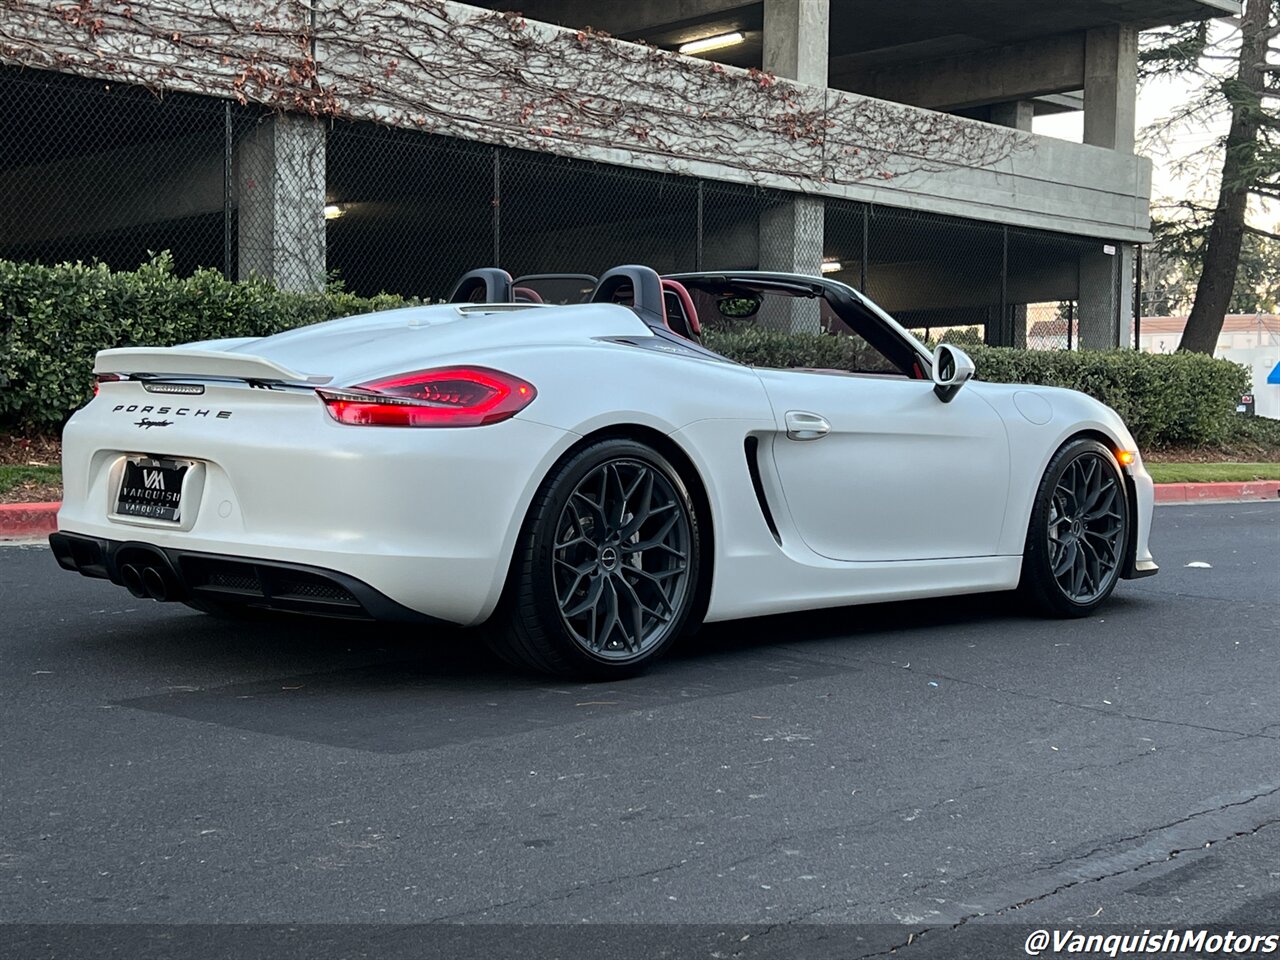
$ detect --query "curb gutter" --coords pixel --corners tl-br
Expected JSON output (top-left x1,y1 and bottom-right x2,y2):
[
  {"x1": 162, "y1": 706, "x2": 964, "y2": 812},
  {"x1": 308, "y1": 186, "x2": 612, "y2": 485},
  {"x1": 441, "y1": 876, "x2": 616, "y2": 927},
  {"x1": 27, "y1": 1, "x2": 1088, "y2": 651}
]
[
  {"x1": 1152, "y1": 480, "x2": 1280, "y2": 504},
  {"x1": 3, "y1": 482, "x2": 1279, "y2": 541},
  {"x1": 0, "y1": 502, "x2": 60, "y2": 541}
]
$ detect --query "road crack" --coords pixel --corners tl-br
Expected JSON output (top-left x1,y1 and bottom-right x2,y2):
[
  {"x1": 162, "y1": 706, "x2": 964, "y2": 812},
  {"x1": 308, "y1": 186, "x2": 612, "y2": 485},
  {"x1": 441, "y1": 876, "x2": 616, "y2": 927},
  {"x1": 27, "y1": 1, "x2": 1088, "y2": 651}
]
[
  {"x1": 426, "y1": 857, "x2": 691, "y2": 922},
  {"x1": 779, "y1": 646, "x2": 1280, "y2": 744},
  {"x1": 746, "y1": 785, "x2": 1280, "y2": 957}
]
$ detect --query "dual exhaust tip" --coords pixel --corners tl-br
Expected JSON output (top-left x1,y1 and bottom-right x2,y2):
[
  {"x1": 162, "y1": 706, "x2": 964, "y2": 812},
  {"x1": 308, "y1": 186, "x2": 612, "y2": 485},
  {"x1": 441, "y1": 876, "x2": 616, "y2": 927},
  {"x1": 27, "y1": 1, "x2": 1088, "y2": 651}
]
[{"x1": 119, "y1": 562, "x2": 177, "y2": 602}]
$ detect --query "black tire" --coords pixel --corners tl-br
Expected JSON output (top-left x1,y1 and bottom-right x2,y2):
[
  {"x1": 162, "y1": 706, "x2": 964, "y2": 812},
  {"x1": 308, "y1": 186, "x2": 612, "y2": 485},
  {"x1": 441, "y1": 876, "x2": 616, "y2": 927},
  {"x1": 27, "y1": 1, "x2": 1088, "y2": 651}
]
[
  {"x1": 1019, "y1": 438, "x2": 1130, "y2": 618},
  {"x1": 487, "y1": 438, "x2": 702, "y2": 678}
]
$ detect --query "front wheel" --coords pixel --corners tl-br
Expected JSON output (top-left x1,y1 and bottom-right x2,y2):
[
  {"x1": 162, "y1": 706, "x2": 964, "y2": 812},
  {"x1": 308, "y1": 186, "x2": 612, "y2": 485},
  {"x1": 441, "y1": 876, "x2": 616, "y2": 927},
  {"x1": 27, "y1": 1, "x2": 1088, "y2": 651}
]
[
  {"x1": 1019, "y1": 438, "x2": 1130, "y2": 618},
  {"x1": 488, "y1": 439, "x2": 701, "y2": 678}
]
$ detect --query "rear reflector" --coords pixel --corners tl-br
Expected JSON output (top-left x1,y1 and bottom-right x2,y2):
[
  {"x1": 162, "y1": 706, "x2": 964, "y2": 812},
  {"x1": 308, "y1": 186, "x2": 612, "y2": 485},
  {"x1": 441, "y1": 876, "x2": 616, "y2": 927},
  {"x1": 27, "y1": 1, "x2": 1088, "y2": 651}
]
[
  {"x1": 93, "y1": 373, "x2": 122, "y2": 397},
  {"x1": 317, "y1": 366, "x2": 536, "y2": 427}
]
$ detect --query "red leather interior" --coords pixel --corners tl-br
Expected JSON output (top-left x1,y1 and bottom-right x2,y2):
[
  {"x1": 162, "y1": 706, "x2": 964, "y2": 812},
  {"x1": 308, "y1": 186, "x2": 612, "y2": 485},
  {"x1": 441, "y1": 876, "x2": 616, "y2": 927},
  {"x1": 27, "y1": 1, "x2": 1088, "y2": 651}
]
[{"x1": 659, "y1": 279, "x2": 702, "y2": 339}]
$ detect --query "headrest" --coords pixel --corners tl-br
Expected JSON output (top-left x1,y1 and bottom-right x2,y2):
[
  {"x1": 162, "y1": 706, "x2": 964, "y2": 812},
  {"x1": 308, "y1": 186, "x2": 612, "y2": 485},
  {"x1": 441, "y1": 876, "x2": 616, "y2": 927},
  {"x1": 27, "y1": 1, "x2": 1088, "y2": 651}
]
[
  {"x1": 447, "y1": 268, "x2": 514, "y2": 304},
  {"x1": 590, "y1": 265, "x2": 666, "y2": 330},
  {"x1": 660, "y1": 279, "x2": 702, "y2": 340}
]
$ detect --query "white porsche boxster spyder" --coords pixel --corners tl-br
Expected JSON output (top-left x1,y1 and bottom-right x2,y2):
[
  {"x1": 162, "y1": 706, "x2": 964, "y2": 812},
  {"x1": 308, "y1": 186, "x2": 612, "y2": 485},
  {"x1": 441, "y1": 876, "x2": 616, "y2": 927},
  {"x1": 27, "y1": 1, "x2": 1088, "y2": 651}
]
[{"x1": 51, "y1": 265, "x2": 1156, "y2": 676}]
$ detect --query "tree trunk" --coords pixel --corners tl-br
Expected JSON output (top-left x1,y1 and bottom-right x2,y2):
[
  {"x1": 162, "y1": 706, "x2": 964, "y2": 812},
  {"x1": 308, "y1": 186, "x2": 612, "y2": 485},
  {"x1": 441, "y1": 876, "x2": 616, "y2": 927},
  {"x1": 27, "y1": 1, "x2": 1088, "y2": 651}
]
[{"x1": 1178, "y1": 0, "x2": 1271, "y2": 354}]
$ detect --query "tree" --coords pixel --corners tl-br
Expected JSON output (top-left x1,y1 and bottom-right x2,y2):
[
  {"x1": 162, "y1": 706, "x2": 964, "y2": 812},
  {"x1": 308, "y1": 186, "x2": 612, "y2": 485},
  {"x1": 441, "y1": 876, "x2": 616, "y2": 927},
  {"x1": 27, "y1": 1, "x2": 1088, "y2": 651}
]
[
  {"x1": 1141, "y1": 0, "x2": 1280, "y2": 352},
  {"x1": 1145, "y1": 219, "x2": 1280, "y2": 316},
  {"x1": 1141, "y1": 222, "x2": 1199, "y2": 317},
  {"x1": 1229, "y1": 231, "x2": 1280, "y2": 310}
]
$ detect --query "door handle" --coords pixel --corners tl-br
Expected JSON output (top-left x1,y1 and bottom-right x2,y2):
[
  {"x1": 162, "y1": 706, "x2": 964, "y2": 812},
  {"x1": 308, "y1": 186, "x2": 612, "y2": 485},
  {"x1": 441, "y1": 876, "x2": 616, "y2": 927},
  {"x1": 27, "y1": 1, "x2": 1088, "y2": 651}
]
[{"x1": 785, "y1": 410, "x2": 830, "y2": 441}]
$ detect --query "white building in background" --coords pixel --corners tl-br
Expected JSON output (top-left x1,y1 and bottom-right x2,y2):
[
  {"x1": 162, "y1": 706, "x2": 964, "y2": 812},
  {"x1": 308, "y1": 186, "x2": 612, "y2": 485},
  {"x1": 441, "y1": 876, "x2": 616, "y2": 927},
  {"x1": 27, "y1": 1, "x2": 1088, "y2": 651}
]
[{"x1": 1139, "y1": 315, "x2": 1280, "y2": 420}]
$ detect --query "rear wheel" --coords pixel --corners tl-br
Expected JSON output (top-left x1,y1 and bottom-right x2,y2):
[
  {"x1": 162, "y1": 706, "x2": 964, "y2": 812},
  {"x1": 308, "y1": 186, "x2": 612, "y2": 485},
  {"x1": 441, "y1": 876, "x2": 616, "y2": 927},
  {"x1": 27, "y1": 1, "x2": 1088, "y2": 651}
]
[
  {"x1": 1020, "y1": 438, "x2": 1130, "y2": 617},
  {"x1": 489, "y1": 439, "x2": 701, "y2": 678}
]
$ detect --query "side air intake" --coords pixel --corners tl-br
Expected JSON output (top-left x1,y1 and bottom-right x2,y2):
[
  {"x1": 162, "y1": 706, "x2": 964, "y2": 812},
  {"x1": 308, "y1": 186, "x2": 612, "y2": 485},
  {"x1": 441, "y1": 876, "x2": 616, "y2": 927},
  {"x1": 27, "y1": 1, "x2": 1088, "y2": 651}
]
[{"x1": 744, "y1": 435, "x2": 782, "y2": 545}]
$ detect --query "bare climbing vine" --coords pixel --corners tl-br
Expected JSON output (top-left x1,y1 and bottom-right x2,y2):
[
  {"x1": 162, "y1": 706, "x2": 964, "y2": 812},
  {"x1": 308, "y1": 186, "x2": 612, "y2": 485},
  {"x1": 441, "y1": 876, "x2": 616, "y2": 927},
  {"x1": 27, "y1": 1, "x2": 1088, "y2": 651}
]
[{"x1": 0, "y1": 0, "x2": 1029, "y2": 189}]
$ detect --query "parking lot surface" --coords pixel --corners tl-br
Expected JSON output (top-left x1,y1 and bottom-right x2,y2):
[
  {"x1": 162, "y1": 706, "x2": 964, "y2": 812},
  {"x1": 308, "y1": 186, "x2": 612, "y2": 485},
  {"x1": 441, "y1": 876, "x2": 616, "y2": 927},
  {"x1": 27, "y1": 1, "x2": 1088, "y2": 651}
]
[{"x1": 2, "y1": 502, "x2": 1278, "y2": 958}]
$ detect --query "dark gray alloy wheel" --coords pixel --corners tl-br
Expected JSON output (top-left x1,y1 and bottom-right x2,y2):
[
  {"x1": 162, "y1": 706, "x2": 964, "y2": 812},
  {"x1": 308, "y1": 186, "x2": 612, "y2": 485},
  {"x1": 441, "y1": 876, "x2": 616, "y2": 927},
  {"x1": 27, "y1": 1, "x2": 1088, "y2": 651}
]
[
  {"x1": 552, "y1": 457, "x2": 693, "y2": 660},
  {"x1": 489, "y1": 438, "x2": 701, "y2": 677},
  {"x1": 1020, "y1": 438, "x2": 1130, "y2": 617}
]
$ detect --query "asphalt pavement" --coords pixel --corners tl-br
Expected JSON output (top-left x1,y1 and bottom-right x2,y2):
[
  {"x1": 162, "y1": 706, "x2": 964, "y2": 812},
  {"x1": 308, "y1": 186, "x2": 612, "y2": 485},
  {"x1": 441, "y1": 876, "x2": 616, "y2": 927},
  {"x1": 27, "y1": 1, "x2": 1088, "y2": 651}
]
[{"x1": 1, "y1": 502, "x2": 1278, "y2": 959}]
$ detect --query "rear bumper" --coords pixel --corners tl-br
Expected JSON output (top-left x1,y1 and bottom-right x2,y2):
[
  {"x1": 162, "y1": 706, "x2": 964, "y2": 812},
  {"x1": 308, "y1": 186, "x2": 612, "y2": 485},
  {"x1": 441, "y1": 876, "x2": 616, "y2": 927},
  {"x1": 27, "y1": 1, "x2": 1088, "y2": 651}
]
[
  {"x1": 57, "y1": 395, "x2": 578, "y2": 625},
  {"x1": 50, "y1": 532, "x2": 443, "y2": 623}
]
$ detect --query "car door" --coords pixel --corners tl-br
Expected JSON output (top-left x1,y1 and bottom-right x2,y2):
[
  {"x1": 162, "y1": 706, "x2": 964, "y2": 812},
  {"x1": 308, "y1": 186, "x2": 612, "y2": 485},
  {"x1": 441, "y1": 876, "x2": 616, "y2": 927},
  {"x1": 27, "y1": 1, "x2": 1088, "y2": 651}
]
[{"x1": 757, "y1": 369, "x2": 1011, "y2": 562}]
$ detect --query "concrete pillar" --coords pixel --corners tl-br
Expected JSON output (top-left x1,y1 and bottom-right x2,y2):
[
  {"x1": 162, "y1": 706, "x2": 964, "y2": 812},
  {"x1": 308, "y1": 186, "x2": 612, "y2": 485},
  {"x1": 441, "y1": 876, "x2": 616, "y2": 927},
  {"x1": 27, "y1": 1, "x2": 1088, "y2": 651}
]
[
  {"x1": 1117, "y1": 244, "x2": 1135, "y2": 348},
  {"x1": 763, "y1": 0, "x2": 830, "y2": 87},
  {"x1": 1083, "y1": 25, "x2": 1138, "y2": 152},
  {"x1": 1009, "y1": 305, "x2": 1028, "y2": 348},
  {"x1": 758, "y1": 196, "x2": 824, "y2": 331},
  {"x1": 236, "y1": 114, "x2": 326, "y2": 292},
  {"x1": 1078, "y1": 245, "x2": 1119, "y2": 349},
  {"x1": 985, "y1": 302, "x2": 1026, "y2": 348},
  {"x1": 760, "y1": 0, "x2": 829, "y2": 330},
  {"x1": 989, "y1": 100, "x2": 1035, "y2": 132}
]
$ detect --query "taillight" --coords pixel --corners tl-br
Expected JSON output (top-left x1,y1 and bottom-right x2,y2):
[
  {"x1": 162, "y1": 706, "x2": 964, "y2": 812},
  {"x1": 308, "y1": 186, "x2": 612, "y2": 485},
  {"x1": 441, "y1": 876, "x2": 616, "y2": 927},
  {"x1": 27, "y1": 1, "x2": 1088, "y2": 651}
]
[
  {"x1": 93, "y1": 373, "x2": 122, "y2": 397},
  {"x1": 317, "y1": 366, "x2": 537, "y2": 427}
]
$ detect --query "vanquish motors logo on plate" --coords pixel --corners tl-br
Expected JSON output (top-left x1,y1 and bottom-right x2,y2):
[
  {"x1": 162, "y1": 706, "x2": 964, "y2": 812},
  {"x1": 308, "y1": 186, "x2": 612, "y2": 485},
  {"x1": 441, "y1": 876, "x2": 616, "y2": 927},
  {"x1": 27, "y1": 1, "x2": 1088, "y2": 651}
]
[{"x1": 116, "y1": 458, "x2": 190, "y2": 521}]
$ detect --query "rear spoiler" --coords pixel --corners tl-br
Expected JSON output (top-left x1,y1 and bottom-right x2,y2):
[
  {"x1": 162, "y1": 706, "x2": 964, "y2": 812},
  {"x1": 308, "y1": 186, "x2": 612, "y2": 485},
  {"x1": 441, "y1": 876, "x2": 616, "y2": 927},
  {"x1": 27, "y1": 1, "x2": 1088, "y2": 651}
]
[{"x1": 94, "y1": 348, "x2": 331, "y2": 385}]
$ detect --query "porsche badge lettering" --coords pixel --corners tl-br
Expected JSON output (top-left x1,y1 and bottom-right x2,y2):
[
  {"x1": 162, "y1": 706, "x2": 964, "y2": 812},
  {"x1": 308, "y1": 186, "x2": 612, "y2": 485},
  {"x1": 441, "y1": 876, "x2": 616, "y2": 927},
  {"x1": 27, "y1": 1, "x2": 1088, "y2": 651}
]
[{"x1": 114, "y1": 404, "x2": 233, "y2": 425}]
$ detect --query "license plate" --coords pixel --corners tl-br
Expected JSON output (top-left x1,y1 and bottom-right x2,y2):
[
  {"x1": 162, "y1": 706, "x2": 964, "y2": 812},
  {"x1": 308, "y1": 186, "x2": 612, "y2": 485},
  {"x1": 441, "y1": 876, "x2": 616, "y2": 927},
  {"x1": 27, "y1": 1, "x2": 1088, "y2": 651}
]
[{"x1": 115, "y1": 458, "x2": 191, "y2": 522}]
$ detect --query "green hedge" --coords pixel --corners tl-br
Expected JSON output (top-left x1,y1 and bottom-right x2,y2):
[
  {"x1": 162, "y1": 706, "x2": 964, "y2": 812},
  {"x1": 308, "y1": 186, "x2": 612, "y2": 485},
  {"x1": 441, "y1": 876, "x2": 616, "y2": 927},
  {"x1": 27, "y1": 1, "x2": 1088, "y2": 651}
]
[
  {"x1": 961, "y1": 345, "x2": 1249, "y2": 448},
  {"x1": 704, "y1": 330, "x2": 1250, "y2": 448},
  {"x1": 0, "y1": 257, "x2": 1251, "y2": 449},
  {"x1": 703, "y1": 328, "x2": 863, "y2": 370},
  {"x1": 0, "y1": 255, "x2": 415, "y2": 430}
]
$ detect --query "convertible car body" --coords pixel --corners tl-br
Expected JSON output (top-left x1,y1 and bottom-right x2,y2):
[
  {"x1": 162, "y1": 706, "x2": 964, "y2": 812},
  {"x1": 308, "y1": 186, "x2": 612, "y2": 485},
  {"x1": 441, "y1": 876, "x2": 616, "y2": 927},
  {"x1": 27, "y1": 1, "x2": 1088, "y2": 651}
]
[{"x1": 51, "y1": 265, "x2": 1156, "y2": 676}]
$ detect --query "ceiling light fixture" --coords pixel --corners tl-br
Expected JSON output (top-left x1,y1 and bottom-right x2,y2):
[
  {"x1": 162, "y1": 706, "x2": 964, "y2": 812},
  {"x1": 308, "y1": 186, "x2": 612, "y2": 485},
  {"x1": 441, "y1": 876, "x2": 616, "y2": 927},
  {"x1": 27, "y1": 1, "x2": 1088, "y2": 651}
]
[
  {"x1": 678, "y1": 32, "x2": 746, "y2": 56},
  {"x1": 820, "y1": 259, "x2": 842, "y2": 274},
  {"x1": 324, "y1": 203, "x2": 346, "y2": 220}
]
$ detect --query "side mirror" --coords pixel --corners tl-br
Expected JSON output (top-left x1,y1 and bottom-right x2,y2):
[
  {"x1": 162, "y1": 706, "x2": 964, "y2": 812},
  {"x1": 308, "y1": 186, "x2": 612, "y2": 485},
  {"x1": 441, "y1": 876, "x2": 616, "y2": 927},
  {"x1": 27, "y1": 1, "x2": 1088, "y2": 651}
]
[
  {"x1": 717, "y1": 294, "x2": 763, "y2": 320},
  {"x1": 932, "y1": 344, "x2": 975, "y2": 403}
]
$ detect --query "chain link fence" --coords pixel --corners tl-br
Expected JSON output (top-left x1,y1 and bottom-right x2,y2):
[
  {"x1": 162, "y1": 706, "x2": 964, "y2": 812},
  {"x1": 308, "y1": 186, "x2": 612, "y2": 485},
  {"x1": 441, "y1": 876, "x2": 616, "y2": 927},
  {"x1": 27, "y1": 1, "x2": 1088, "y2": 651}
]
[
  {"x1": 1, "y1": 66, "x2": 1132, "y2": 348},
  {"x1": 325, "y1": 122, "x2": 494, "y2": 297},
  {"x1": 0, "y1": 68, "x2": 233, "y2": 278}
]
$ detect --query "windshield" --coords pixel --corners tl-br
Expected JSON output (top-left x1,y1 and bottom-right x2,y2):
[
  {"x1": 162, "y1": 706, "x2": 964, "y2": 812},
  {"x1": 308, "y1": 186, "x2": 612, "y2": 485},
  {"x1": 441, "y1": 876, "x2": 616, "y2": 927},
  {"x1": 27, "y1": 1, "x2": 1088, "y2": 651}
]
[{"x1": 671, "y1": 275, "x2": 931, "y2": 379}]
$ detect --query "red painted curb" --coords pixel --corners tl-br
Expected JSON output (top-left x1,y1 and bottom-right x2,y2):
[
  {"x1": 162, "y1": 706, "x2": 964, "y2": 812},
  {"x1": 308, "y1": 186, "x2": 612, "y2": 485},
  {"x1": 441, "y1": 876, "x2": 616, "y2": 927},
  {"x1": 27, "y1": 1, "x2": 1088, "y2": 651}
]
[
  {"x1": 0, "y1": 502, "x2": 60, "y2": 540},
  {"x1": 1154, "y1": 481, "x2": 1280, "y2": 504}
]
